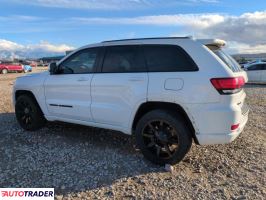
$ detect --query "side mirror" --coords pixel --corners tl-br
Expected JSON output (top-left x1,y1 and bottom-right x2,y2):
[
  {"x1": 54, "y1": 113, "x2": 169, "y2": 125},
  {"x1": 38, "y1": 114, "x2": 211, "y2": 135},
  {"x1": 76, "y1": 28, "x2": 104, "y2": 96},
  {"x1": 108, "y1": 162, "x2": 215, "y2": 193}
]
[{"x1": 49, "y1": 62, "x2": 58, "y2": 74}]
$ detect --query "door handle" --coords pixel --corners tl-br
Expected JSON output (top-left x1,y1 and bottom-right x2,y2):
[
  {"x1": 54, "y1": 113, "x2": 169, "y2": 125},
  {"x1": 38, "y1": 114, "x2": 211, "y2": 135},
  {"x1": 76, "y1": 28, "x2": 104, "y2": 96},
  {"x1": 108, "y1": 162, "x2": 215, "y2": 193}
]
[{"x1": 77, "y1": 77, "x2": 89, "y2": 81}]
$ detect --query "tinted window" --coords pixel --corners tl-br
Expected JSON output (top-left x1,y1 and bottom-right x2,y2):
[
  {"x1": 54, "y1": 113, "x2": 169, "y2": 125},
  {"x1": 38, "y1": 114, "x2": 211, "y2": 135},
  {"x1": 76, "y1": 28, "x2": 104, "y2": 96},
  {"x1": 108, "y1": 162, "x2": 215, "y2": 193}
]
[
  {"x1": 213, "y1": 49, "x2": 242, "y2": 72},
  {"x1": 143, "y1": 45, "x2": 198, "y2": 72},
  {"x1": 59, "y1": 48, "x2": 98, "y2": 74},
  {"x1": 247, "y1": 64, "x2": 263, "y2": 71},
  {"x1": 102, "y1": 45, "x2": 146, "y2": 73}
]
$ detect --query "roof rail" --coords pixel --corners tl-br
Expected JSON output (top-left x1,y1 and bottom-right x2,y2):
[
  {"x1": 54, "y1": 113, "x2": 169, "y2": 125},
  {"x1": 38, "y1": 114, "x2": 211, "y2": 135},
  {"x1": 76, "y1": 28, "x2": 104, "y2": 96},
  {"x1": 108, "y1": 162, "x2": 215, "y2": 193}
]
[{"x1": 102, "y1": 36, "x2": 192, "y2": 43}]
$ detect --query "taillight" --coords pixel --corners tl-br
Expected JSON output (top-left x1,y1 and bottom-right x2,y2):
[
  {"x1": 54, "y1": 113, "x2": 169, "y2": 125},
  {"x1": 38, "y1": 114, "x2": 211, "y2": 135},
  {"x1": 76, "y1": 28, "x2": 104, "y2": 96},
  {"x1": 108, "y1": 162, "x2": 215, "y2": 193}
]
[
  {"x1": 210, "y1": 76, "x2": 245, "y2": 94},
  {"x1": 231, "y1": 123, "x2": 240, "y2": 131}
]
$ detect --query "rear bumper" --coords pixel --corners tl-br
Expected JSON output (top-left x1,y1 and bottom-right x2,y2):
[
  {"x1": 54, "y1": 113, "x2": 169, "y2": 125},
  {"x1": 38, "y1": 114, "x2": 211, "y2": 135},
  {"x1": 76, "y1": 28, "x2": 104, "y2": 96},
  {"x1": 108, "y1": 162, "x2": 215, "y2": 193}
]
[
  {"x1": 196, "y1": 112, "x2": 248, "y2": 145},
  {"x1": 185, "y1": 95, "x2": 249, "y2": 145}
]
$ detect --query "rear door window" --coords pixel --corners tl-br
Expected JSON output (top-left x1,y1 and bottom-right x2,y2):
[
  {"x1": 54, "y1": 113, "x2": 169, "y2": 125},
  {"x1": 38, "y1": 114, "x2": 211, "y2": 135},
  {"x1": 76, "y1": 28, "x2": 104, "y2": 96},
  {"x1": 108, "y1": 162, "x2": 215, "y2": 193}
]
[
  {"x1": 102, "y1": 45, "x2": 146, "y2": 73},
  {"x1": 143, "y1": 45, "x2": 198, "y2": 72}
]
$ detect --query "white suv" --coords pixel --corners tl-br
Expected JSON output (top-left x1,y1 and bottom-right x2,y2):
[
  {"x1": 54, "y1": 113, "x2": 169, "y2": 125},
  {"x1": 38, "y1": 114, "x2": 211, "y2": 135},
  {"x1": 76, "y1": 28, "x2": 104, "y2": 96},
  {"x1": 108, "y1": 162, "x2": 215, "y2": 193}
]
[{"x1": 13, "y1": 37, "x2": 249, "y2": 165}]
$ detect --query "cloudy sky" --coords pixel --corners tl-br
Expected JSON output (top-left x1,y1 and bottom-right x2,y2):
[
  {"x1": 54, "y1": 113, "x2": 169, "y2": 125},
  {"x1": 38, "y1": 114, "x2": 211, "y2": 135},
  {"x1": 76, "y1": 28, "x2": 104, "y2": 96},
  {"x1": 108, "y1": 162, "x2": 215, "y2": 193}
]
[{"x1": 0, "y1": 0, "x2": 266, "y2": 58}]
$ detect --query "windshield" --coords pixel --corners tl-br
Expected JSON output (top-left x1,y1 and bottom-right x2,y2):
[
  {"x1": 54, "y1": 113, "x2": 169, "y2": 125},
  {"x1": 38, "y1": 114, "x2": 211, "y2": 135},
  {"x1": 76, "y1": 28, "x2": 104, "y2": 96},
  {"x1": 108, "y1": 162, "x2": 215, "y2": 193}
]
[{"x1": 212, "y1": 49, "x2": 242, "y2": 72}]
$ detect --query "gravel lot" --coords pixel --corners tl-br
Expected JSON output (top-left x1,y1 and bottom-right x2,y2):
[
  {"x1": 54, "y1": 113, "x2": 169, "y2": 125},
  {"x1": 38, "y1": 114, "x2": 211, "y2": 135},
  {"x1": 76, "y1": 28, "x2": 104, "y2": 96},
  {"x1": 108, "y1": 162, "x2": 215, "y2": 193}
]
[{"x1": 0, "y1": 69, "x2": 265, "y2": 200}]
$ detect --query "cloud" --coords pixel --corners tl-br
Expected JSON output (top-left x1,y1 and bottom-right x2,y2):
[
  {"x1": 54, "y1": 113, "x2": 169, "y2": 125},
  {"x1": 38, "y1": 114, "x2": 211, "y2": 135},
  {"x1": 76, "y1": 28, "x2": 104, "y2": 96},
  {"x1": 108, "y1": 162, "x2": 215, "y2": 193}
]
[
  {"x1": 5, "y1": 0, "x2": 149, "y2": 10},
  {"x1": 0, "y1": 39, "x2": 74, "y2": 59},
  {"x1": 1, "y1": 10, "x2": 265, "y2": 54},
  {"x1": 225, "y1": 42, "x2": 266, "y2": 54},
  {"x1": 5, "y1": 0, "x2": 219, "y2": 10},
  {"x1": 196, "y1": 11, "x2": 266, "y2": 46},
  {"x1": 0, "y1": 15, "x2": 44, "y2": 22},
  {"x1": 72, "y1": 14, "x2": 225, "y2": 28},
  {"x1": 72, "y1": 11, "x2": 266, "y2": 53},
  {"x1": 0, "y1": 39, "x2": 24, "y2": 51}
]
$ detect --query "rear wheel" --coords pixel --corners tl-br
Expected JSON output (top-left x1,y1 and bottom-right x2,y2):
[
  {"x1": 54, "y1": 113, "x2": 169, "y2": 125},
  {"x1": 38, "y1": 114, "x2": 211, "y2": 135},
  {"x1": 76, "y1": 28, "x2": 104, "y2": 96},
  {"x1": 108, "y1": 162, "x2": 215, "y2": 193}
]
[
  {"x1": 2, "y1": 69, "x2": 8, "y2": 74},
  {"x1": 135, "y1": 110, "x2": 192, "y2": 165},
  {"x1": 15, "y1": 95, "x2": 46, "y2": 131}
]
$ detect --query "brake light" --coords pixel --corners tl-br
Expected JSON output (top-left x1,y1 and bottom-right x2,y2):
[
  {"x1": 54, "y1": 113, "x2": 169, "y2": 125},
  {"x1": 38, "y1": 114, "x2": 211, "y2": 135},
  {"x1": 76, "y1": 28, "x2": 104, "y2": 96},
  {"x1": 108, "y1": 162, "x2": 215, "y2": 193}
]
[{"x1": 210, "y1": 76, "x2": 245, "y2": 94}]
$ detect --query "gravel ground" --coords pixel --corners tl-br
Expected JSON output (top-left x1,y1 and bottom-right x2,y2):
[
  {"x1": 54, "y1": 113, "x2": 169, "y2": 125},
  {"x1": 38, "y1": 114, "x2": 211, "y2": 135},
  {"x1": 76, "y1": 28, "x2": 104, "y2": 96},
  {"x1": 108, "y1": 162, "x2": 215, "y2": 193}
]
[{"x1": 0, "y1": 69, "x2": 265, "y2": 200}]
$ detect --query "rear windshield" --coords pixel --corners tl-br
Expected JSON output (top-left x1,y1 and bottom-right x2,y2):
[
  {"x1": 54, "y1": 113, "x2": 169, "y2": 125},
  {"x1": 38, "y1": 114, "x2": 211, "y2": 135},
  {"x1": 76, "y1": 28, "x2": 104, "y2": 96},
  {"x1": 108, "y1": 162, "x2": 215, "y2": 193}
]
[{"x1": 212, "y1": 49, "x2": 242, "y2": 72}]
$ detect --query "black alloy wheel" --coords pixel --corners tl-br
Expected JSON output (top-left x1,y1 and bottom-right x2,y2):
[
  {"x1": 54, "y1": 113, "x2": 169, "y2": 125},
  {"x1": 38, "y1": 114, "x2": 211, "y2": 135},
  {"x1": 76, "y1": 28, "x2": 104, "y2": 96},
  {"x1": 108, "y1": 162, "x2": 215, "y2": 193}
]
[
  {"x1": 15, "y1": 95, "x2": 46, "y2": 131},
  {"x1": 135, "y1": 110, "x2": 192, "y2": 165}
]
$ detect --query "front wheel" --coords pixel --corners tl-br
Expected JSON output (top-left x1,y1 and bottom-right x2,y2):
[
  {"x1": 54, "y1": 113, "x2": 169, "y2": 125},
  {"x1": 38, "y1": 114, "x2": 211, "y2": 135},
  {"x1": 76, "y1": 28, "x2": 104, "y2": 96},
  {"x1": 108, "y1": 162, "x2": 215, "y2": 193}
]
[
  {"x1": 2, "y1": 69, "x2": 8, "y2": 74},
  {"x1": 15, "y1": 95, "x2": 46, "y2": 131},
  {"x1": 135, "y1": 110, "x2": 192, "y2": 165}
]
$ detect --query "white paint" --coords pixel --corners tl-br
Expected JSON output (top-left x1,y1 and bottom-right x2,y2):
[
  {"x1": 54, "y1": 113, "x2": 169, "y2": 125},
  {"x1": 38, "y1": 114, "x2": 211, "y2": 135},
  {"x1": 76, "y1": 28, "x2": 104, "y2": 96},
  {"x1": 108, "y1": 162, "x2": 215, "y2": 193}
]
[{"x1": 13, "y1": 37, "x2": 249, "y2": 145}]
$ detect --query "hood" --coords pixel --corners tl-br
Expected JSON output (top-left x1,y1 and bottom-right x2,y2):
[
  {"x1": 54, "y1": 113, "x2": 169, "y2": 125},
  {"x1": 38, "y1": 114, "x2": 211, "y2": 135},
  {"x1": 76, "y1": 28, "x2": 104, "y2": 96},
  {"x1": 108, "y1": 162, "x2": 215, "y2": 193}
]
[{"x1": 17, "y1": 71, "x2": 49, "y2": 79}]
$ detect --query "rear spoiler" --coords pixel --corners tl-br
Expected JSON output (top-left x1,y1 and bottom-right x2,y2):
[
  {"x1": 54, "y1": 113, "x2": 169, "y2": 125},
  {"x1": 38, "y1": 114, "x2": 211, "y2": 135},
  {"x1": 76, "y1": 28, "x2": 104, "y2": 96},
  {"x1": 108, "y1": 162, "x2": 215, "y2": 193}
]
[{"x1": 196, "y1": 39, "x2": 226, "y2": 49}]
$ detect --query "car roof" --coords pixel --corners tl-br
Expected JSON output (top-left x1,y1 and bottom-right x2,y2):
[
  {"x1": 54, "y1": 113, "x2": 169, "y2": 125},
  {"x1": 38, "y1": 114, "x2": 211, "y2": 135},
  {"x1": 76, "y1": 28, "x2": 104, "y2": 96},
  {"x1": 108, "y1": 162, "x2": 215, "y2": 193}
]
[
  {"x1": 80, "y1": 37, "x2": 226, "y2": 49},
  {"x1": 102, "y1": 36, "x2": 191, "y2": 43}
]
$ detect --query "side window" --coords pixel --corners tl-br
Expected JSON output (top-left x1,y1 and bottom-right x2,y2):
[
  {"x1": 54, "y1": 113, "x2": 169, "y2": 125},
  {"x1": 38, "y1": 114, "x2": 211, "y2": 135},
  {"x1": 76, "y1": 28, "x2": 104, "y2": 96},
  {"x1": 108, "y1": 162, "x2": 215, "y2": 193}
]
[
  {"x1": 247, "y1": 64, "x2": 263, "y2": 71},
  {"x1": 102, "y1": 45, "x2": 146, "y2": 73},
  {"x1": 59, "y1": 48, "x2": 98, "y2": 74},
  {"x1": 143, "y1": 45, "x2": 198, "y2": 72}
]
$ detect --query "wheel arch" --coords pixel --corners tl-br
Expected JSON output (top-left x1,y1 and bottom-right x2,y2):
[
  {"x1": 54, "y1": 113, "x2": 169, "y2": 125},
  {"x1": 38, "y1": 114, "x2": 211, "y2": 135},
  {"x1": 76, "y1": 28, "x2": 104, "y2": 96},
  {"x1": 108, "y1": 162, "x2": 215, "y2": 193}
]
[
  {"x1": 1, "y1": 68, "x2": 8, "y2": 73},
  {"x1": 15, "y1": 90, "x2": 44, "y2": 115},
  {"x1": 132, "y1": 101, "x2": 199, "y2": 144}
]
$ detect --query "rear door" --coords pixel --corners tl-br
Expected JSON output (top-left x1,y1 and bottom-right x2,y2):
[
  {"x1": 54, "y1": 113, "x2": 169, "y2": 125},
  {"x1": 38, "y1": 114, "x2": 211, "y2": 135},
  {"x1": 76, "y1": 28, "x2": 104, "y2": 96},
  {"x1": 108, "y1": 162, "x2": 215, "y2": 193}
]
[
  {"x1": 44, "y1": 47, "x2": 100, "y2": 121},
  {"x1": 246, "y1": 64, "x2": 263, "y2": 82},
  {"x1": 90, "y1": 45, "x2": 148, "y2": 128}
]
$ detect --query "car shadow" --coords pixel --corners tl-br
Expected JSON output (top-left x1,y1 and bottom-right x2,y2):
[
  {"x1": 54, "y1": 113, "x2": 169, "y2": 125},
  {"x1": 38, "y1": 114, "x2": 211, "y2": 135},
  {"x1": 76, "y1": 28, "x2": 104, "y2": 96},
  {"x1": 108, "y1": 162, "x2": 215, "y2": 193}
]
[{"x1": 0, "y1": 112, "x2": 165, "y2": 195}]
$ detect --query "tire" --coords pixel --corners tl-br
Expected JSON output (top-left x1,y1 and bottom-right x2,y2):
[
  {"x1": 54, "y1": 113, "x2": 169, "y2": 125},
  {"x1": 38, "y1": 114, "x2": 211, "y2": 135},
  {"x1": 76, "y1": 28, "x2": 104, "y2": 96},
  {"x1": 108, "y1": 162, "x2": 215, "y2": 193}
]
[
  {"x1": 2, "y1": 69, "x2": 8, "y2": 74},
  {"x1": 135, "y1": 109, "x2": 192, "y2": 165},
  {"x1": 15, "y1": 95, "x2": 46, "y2": 131}
]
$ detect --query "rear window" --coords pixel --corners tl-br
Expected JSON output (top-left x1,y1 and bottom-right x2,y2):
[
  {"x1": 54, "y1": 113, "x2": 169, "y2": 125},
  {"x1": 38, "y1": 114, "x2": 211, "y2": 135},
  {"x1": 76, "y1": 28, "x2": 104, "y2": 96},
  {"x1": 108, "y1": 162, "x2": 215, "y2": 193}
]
[
  {"x1": 212, "y1": 49, "x2": 242, "y2": 72},
  {"x1": 143, "y1": 45, "x2": 198, "y2": 72}
]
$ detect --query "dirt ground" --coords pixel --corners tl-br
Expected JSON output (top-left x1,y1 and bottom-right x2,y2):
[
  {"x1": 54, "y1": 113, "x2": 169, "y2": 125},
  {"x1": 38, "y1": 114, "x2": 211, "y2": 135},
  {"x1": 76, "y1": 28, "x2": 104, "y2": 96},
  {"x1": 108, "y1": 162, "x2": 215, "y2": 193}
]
[{"x1": 0, "y1": 68, "x2": 265, "y2": 200}]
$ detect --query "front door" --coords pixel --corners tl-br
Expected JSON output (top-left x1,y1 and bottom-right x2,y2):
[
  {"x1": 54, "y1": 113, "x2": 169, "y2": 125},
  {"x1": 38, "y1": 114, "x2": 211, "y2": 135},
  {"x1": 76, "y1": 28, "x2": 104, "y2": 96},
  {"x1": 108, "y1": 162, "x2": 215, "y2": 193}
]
[{"x1": 44, "y1": 48, "x2": 99, "y2": 121}]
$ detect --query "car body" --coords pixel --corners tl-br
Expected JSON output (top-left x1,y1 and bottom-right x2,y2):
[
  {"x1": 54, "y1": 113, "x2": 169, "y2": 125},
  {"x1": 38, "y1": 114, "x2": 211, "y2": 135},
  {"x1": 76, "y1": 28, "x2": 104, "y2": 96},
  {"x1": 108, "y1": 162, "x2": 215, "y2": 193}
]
[
  {"x1": 0, "y1": 63, "x2": 24, "y2": 74},
  {"x1": 30, "y1": 62, "x2": 37, "y2": 67},
  {"x1": 13, "y1": 37, "x2": 249, "y2": 165},
  {"x1": 23, "y1": 65, "x2": 32, "y2": 73},
  {"x1": 244, "y1": 62, "x2": 266, "y2": 83}
]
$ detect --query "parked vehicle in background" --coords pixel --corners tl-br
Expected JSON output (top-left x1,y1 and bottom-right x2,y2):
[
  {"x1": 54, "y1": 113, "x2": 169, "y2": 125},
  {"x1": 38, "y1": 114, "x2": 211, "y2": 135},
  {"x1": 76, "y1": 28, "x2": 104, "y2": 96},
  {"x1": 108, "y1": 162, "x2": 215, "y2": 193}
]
[
  {"x1": 23, "y1": 65, "x2": 32, "y2": 73},
  {"x1": 242, "y1": 59, "x2": 264, "y2": 69},
  {"x1": 0, "y1": 63, "x2": 24, "y2": 74},
  {"x1": 13, "y1": 37, "x2": 249, "y2": 165},
  {"x1": 244, "y1": 62, "x2": 266, "y2": 83},
  {"x1": 30, "y1": 62, "x2": 37, "y2": 67}
]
